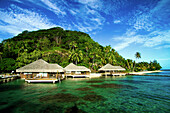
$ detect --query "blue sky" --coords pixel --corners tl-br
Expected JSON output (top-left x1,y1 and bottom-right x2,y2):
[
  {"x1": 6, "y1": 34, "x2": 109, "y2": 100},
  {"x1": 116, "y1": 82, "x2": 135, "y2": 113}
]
[{"x1": 0, "y1": 0, "x2": 170, "y2": 69}]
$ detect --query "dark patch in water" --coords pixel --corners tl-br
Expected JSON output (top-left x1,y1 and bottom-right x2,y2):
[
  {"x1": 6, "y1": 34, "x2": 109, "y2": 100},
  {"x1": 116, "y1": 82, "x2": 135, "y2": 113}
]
[
  {"x1": 0, "y1": 100, "x2": 27, "y2": 113},
  {"x1": 65, "y1": 104, "x2": 87, "y2": 113},
  {"x1": 52, "y1": 87, "x2": 58, "y2": 90},
  {"x1": 90, "y1": 83, "x2": 123, "y2": 88},
  {"x1": 0, "y1": 101, "x2": 8, "y2": 105},
  {"x1": 40, "y1": 105, "x2": 64, "y2": 113},
  {"x1": 88, "y1": 91, "x2": 95, "y2": 93},
  {"x1": 118, "y1": 80, "x2": 151, "y2": 84},
  {"x1": 39, "y1": 93, "x2": 79, "y2": 103},
  {"x1": 77, "y1": 102, "x2": 87, "y2": 106},
  {"x1": 0, "y1": 85, "x2": 24, "y2": 92},
  {"x1": 90, "y1": 83, "x2": 138, "y2": 89},
  {"x1": 163, "y1": 85, "x2": 170, "y2": 87},
  {"x1": 76, "y1": 87, "x2": 92, "y2": 91},
  {"x1": 110, "y1": 107, "x2": 128, "y2": 113},
  {"x1": 82, "y1": 94, "x2": 105, "y2": 102},
  {"x1": 61, "y1": 89, "x2": 67, "y2": 92},
  {"x1": 136, "y1": 103, "x2": 143, "y2": 106},
  {"x1": 86, "y1": 81, "x2": 103, "y2": 83}
]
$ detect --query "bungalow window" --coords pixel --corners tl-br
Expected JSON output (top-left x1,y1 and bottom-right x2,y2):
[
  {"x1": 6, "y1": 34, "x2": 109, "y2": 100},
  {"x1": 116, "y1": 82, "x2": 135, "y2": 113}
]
[{"x1": 75, "y1": 71, "x2": 81, "y2": 74}]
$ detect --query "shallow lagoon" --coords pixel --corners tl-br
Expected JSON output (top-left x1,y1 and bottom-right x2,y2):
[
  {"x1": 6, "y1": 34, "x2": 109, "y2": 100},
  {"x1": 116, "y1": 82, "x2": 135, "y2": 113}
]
[{"x1": 0, "y1": 76, "x2": 170, "y2": 113}]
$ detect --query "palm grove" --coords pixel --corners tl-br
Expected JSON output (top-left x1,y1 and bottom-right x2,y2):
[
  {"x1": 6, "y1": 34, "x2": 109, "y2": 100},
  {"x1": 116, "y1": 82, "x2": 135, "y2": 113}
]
[{"x1": 0, "y1": 27, "x2": 161, "y2": 73}]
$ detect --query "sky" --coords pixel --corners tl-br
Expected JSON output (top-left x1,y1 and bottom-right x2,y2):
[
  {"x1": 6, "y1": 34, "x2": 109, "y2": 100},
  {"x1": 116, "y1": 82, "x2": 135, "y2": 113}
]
[{"x1": 0, "y1": 0, "x2": 170, "y2": 69}]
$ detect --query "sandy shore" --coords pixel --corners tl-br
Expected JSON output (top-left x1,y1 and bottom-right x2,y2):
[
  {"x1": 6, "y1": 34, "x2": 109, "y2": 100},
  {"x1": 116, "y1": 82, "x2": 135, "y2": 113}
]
[{"x1": 128, "y1": 70, "x2": 162, "y2": 75}]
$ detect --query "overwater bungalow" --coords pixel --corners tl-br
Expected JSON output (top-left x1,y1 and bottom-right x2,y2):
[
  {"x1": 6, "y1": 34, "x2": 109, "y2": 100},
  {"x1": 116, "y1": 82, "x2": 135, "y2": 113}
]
[
  {"x1": 16, "y1": 59, "x2": 64, "y2": 83},
  {"x1": 64, "y1": 63, "x2": 91, "y2": 78},
  {"x1": 98, "y1": 63, "x2": 126, "y2": 76}
]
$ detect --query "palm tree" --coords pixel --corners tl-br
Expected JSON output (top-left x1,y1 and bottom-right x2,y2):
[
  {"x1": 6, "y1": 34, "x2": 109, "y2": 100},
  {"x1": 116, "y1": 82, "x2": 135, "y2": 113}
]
[
  {"x1": 69, "y1": 50, "x2": 83, "y2": 65},
  {"x1": 89, "y1": 47, "x2": 100, "y2": 69},
  {"x1": 135, "y1": 52, "x2": 141, "y2": 59},
  {"x1": 133, "y1": 52, "x2": 141, "y2": 72},
  {"x1": 0, "y1": 52, "x2": 2, "y2": 61},
  {"x1": 69, "y1": 41, "x2": 77, "y2": 51}
]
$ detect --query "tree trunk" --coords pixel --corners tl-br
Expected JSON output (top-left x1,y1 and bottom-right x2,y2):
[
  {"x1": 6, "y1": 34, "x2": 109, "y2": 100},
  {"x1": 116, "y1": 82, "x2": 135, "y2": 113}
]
[{"x1": 75, "y1": 60, "x2": 77, "y2": 65}]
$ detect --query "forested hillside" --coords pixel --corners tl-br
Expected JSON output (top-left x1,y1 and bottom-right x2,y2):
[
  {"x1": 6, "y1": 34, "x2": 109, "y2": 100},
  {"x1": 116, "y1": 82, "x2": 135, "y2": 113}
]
[{"x1": 0, "y1": 27, "x2": 161, "y2": 73}]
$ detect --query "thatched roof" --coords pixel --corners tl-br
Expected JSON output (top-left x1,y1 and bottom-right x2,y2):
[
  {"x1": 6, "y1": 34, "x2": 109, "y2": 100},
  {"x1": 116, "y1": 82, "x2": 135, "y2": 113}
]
[
  {"x1": 98, "y1": 64, "x2": 126, "y2": 71},
  {"x1": 64, "y1": 63, "x2": 91, "y2": 72},
  {"x1": 16, "y1": 59, "x2": 64, "y2": 72}
]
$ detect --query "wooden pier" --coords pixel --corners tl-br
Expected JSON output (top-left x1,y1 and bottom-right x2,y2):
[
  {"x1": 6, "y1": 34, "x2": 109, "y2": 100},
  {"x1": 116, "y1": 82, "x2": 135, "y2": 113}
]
[{"x1": 0, "y1": 75, "x2": 20, "y2": 84}]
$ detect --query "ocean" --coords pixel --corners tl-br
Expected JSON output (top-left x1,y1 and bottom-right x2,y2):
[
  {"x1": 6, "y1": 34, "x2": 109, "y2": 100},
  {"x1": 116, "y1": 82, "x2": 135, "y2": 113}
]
[
  {"x1": 0, "y1": 75, "x2": 169, "y2": 113},
  {"x1": 146, "y1": 70, "x2": 170, "y2": 76}
]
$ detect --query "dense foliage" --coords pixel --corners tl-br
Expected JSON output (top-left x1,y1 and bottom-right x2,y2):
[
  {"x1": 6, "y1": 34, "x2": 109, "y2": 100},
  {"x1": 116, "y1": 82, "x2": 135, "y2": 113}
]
[{"x1": 0, "y1": 27, "x2": 161, "y2": 73}]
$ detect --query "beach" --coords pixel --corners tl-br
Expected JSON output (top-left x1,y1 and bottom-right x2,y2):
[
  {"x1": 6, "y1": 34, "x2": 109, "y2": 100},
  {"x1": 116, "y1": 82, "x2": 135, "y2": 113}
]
[{"x1": 128, "y1": 70, "x2": 162, "y2": 75}]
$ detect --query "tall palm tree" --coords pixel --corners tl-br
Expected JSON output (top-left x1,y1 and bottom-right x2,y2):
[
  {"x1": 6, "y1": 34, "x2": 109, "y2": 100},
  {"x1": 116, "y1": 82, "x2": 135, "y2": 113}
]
[
  {"x1": 89, "y1": 47, "x2": 100, "y2": 69},
  {"x1": 133, "y1": 52, "x2": 141, "y2": 72},
  {"x1": 69, "y1": 50, "x2": 83, "y2": 65},
  {"x1": 135, "y1": 52, "x2": 141, "y2": 59},
  {"x1": 69, "y1": 41, "x2": 77, "y2": 51}
]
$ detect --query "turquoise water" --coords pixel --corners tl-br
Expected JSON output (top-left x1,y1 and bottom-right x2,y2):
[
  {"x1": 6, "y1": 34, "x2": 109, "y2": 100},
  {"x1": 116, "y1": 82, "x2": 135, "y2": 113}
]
[
  {"x1": 0, "y1": 76, "x2": 170, "y2": 113},
  {"x1": 146, "y1": 70, "x2": 170, "y2": 76}
]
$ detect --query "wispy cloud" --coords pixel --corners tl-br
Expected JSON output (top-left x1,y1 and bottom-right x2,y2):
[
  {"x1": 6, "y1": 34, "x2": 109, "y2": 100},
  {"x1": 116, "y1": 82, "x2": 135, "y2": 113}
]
[
  {"x1": 114, "y1": 20, "x2": 121, "y2": 24},
  {"x1": 41, "y1": 0, "x2": 66, "y2": 15},
  {"x1": 0, "y1": 5, "x2": 56, "y2": 35},
  {"x1": 113, "y1": 29, "x2": 170, "y2": 51}
]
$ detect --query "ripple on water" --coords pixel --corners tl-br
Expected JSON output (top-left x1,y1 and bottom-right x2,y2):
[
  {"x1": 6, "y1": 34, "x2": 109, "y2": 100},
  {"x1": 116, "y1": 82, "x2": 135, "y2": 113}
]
[
  {"x1": 118, "y1": 80, "x2": 151, "y2": 84},
  {"x1": 86, "y1": 81, "x2": 104, "y2": 83}
]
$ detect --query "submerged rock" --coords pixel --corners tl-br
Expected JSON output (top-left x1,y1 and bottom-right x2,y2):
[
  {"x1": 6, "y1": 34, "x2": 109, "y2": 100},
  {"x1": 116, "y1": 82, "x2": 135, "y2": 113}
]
[
  {"x1": 90, "y1": 83, "x2": 123, "y2": 88},
  {"x1": 39, "y1": 93, "x2": 79, "y2": 103},
  {"x1": 82, "y1": 94, "x2": 105, "y2": 102},
  {"x1": 65, "y1": 104, "x2": 86, "y2": 113},
  {"x1": 75, "y1": 87, "x2": 92, "y2": 91}
]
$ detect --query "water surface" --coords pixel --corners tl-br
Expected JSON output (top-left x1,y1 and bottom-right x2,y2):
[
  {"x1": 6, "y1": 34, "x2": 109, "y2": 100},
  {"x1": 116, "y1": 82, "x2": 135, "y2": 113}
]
[{"x1": 0, "y1": 76, "x2": 169, "y2": 113}]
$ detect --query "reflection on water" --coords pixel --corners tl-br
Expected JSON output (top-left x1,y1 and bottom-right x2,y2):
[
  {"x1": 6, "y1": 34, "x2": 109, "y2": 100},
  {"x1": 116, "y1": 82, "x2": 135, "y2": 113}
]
[{"x1": 0, "y1": 76, "x2": 169, "y2": 113}]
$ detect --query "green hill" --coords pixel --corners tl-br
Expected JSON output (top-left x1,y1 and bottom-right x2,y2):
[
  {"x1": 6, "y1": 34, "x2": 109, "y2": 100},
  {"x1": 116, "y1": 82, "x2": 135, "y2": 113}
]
[{"x1": 0, "y1": 27, "x2": 161, "y2": 73}]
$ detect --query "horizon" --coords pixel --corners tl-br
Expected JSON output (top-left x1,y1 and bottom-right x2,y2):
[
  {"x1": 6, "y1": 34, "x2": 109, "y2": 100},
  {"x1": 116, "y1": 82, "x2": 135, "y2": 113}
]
[{"x1": 0, "y1": 0, "x2": 170, "y2": 69}]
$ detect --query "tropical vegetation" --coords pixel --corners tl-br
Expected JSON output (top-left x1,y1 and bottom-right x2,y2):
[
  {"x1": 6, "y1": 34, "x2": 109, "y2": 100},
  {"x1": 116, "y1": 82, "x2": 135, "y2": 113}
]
[{"x1": 0, "y1": 27, "x2": 161, "y2": 73}]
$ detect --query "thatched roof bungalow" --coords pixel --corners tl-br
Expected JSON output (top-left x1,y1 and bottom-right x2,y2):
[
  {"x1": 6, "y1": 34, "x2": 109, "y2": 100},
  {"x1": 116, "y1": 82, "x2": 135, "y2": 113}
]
[
  {"x1": 64, "y1": 63, "x2": 91, "y2": 77},
  {"x1": 99, "y1": 64, "x2": 126, "y2": 76},
  {"x1": 64, "y1": 63, "x2": 91, "y2": 72},
  {"x1": 99, "y1": 64, "x2": 126, "y2": 71},
  {"x1": 16, "y1": 59, "x2": 64, "y2": 79},
  {"x1": 16, "y1": 59, "x2": 64, "y2": 73}
]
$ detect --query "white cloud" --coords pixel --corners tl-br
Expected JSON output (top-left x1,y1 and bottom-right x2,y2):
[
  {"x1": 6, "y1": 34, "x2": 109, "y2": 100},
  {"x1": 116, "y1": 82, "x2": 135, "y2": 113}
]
[
  {"x1": 113, "y1": 29, "x2": 170, "y2": 51},
  {"x1": 126, "y1": 0, "x2": 170, "y2": 31},
  {"x1": 144, "y1": 30, "x2": 170, "y2": 47},
  {"x1": 41, "y1": 0, "x2": 66, "y2": 15},
  {"x1": 113, "y1": 35, "x2": 146, "y2": 50},
  {"x1": 155, "y1": 45, "x2": 170, "y2": 49},
  {"x1": 70, "y1": 10, "x2": 77, "y2": 15},
  {"x1": 0, "y1": 5, "x2": 56, "y2": 35},
  {"x1": 114, "y1": 20, "x2": 121, "y2": 24}
]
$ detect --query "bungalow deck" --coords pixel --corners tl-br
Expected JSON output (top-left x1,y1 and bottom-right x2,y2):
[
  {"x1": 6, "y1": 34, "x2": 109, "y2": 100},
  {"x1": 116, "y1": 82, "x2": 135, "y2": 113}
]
[
  {"x1": 25, "y1": 78, "x2": 59, "y2": 83},
  {"x1": 101, "y1": 72, "x2": 126, "y2": 76},
  {"x1": 66, "y1": 75, "x2": 90, "y2": 78}
]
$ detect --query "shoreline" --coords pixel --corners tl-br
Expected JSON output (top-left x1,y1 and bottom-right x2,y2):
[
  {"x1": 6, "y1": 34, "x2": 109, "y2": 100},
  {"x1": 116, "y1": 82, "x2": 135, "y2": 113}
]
[{"x1": 128, "y1": 70, "x2": 162, "y2": 75}]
